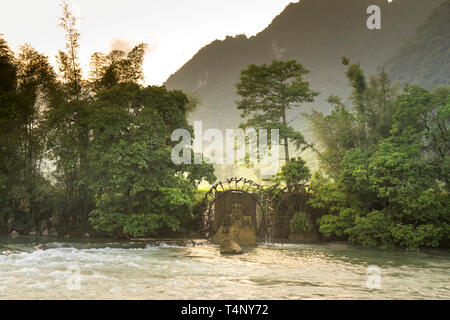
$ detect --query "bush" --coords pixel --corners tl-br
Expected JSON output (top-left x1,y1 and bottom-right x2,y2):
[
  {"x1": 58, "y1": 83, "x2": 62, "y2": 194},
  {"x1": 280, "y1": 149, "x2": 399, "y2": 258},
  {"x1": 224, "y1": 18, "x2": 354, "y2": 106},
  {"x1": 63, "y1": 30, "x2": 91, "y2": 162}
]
[
  {"x1": 347, "y1": 211, "x2": 394, "y2": 249},
  {"x1": 391, "y1": 223, "x2": 449, "y2": 250},
  {"x1": 318, "y1": 208, "x2": 358, "y2": 238},
  {"x1": 290, "y1": 212, "x2": 314, "y2": 235}
]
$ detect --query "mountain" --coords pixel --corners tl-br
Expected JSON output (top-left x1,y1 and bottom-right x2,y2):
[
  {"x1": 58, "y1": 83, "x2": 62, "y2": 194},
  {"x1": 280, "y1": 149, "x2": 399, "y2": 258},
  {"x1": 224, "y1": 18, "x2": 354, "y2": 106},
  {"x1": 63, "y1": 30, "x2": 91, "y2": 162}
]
[
  {"x1": 385, "y1": 0, "x2": 450, "y2": 89},
  {"x1": 165, "y1": 0, "x2": 445, "y2": 132}
]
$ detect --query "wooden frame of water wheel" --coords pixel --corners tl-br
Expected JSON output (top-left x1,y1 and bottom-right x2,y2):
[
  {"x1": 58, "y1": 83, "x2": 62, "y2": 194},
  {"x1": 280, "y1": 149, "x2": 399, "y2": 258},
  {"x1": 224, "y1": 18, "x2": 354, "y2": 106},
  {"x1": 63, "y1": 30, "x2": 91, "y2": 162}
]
[
  {"x1": 272, "y1": 184, "x2": 315, "y2": 240},
  {"x1": 203, "y1": 177, "x2": 273, "y2": 241}
]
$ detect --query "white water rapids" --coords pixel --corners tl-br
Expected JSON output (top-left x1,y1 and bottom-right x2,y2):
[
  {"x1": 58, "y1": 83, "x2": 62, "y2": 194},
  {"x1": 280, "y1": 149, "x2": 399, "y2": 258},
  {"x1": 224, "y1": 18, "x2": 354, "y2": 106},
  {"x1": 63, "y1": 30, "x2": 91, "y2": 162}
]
[{"x1": 0, "y1": 237, "x2": 449, "y2": 299}]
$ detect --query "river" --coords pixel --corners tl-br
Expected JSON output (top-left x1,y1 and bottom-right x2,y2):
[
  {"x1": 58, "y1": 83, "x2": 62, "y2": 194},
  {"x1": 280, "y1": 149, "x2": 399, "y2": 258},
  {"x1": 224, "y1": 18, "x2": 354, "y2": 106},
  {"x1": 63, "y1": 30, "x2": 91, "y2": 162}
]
[{"x1": 0, "y1": 236, "x2": 449, "y2": 299}]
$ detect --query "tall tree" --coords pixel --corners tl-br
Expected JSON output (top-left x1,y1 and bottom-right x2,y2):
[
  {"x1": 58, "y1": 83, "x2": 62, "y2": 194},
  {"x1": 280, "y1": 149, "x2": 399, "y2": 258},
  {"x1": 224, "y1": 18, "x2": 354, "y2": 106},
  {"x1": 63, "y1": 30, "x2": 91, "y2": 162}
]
[
  {"x1": 57, "y1": 0, "x2": 82, "y2": 99},
  {"x1": 15, "y1": 45, "x2": 59, "y2": 228},
  {"x1": 87, "y1": 84, "x2": 215, "y2": 238},
  {"x1": 236, "y1": 60, "x2": 318, "y2": 164},
  {"x1": 89, "y1": 43, "x2": 148, "y2": 92},
  {"x1": 0, "y1": 35, "x2": 19, "y2": 230},
  {"x1": 0, "y1": 35, "x2": 16, "y2": 93},
  {"x1": 46, "y1": 1, "x2": 93, "y2": 231},
  {"x1": 392, "y1": 85, "x2": 450, "y2": 189},
  {"x1": 305, "y1": 59, "x2": 399, "y2": 174},
  {"x1": 16, "y1": 44, "x2": 58, "y2": 171},
  {"x1": 0, "y1": 37, "x2": 58, "y2": 233}
]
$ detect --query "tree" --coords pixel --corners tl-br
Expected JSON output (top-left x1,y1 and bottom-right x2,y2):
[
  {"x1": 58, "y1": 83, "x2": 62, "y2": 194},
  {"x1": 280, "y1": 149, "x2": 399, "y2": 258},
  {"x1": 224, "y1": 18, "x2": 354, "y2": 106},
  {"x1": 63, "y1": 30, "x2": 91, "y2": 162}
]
[
  {"x1": 57, "y1": 0, "x2": 82, "y2": 99},
  {"x1": 16, "y1": 44, "x2": 58, "y2": 172},
  {"x1": 269, "y1": 157, "x2": 311, "y2": 188},
  {"x1": 236, "y1": 60, "x2": 318, "y2": 164},
  {"x1": 0, "y1": 35, "x2": 19, "y2": 230},
  {"x1": 304, "y1": 59, "x2": 399, "y2": 175},
  {"x1": 303, "y1": 97, "x2": 360, "y2": 174},
  {"x1": 308, "y1": 77, "x2": 450, "y2": 250},
  {"x1": 0, "y1": 3, "x2": 216, "y2": 238},
  {"x1": 0, "y1": 37, "x2": 58, "y2": 233},
  {"x1": 45, "y1": 1, "x2": 94, "y2": 232},
  {"x1": 89, "y1": 43, "x2": 148, "y2": 92},
  {"x1": 87, "y1": 84, "x2": 215, "y2": 237},
  {"x1": 392, "y1": 85, "x2": 450, "y2": 189},
  {"x1": 0, "y1": 35, "x2": 16, "y2": 93}
]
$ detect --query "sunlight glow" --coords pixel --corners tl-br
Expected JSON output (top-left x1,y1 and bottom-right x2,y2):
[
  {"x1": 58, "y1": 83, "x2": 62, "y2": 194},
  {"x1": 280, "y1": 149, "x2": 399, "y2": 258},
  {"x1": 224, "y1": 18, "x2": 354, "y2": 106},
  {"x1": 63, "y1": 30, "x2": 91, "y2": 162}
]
[{"x1": 0, "y1": 0, "x2": 296, "y2": 85}]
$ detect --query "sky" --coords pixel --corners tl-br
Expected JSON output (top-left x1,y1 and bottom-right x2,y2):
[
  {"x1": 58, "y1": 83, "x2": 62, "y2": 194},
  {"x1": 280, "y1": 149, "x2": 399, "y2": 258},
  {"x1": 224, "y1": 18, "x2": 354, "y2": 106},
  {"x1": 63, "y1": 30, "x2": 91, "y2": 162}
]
[{"x1": 0, "y1": 0, "x2": 297, "y2": 85}]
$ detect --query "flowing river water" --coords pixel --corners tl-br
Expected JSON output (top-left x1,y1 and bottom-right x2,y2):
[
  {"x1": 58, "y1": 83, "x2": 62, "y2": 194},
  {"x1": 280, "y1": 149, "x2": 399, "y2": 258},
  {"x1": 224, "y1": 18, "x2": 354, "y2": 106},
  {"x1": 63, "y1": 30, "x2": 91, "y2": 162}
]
[{"x1": 0, "y1": 236, "x2": 449, "y2": 299}]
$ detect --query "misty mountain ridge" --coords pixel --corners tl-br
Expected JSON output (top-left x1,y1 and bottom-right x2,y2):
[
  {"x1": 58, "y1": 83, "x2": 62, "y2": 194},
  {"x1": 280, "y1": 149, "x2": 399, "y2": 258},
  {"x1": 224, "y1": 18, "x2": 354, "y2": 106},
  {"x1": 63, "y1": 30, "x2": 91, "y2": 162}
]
[
  {"x1": 385, "y1": 0, "x2": 450, "y2": 89},
  {"x1": 165, "y1": 0, "x2": 447, "y2": 133}
]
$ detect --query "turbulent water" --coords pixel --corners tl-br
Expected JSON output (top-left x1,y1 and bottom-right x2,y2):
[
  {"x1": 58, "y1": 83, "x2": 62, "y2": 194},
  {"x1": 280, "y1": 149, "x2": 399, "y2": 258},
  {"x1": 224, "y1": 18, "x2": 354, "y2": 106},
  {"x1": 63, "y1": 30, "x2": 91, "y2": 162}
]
[{"x1": 0, "y1": 236, "x2": 449, "y2": 300}]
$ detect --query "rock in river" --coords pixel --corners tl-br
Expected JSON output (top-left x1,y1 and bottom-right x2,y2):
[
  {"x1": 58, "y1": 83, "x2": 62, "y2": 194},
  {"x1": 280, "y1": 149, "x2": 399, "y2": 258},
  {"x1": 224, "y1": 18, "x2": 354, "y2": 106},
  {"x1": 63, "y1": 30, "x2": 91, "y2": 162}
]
[{"x1": 220, "y1": 238, "x2": 243, "y2": 255}]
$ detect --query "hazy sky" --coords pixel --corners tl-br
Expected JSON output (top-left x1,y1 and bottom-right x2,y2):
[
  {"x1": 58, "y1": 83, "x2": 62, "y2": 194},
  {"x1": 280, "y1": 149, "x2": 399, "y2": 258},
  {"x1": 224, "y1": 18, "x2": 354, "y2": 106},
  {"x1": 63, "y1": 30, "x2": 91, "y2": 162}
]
[{"x1": 0, "y1": 0, "x2": 296, "y2": 85}]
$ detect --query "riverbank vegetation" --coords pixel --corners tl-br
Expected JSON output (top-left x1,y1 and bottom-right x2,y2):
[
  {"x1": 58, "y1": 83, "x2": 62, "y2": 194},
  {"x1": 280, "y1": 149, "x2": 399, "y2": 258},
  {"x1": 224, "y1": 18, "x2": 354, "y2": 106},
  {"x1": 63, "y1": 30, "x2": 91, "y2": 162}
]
[
  {"x1": 304, "y1": 59, "x2": 449, "y2": 250},
  {"x1": 0, "y1": 3, "x2": 215, "y2": 238},
  {"x1": 1, "y1": 2, "x2": 448, "y2": 250},
  {"x1": 234, "y1": 57, "x2": 449, "y2": 250}
]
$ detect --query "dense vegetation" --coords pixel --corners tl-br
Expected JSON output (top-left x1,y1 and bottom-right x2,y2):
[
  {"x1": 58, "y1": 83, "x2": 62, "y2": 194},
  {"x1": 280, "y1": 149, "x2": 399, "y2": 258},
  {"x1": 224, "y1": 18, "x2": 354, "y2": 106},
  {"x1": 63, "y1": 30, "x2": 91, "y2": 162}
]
[
  {"x1": 1, "y1": 1, "x2": 448, "y2": 251},
  {"x1": 233, "y1": 57, "x2": 449, "y2": 250},
  {"x1": 304, "y1": 59, "x2": 449, "y2": 250},
  {"x1": 236, "y1": 60, "x2": 318, "y2": 163},
  {"x1": 0, "y1": 3, "x2": 214, "y2": 238},
  {"x1": 236, "y1": 57, "x2": 450, "y2": 250}
]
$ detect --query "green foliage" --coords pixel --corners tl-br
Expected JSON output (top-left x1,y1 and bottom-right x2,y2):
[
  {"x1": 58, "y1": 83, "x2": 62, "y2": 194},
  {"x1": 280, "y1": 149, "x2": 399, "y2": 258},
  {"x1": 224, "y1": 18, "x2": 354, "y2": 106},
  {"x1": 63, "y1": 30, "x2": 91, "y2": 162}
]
[
  {"x1": 46, "y1": 98, "x2": 93, "y2": 230},
  {"x1": 269, "y1": 157, "x2": 311, "y2": 187},
  {"x1": 188, "y1": 191, "x2": 209, "y2": 235},
  {"x1": 290, "y1": 212, "x2": 313, "y2": 235},
  {"x1": 89, "y1": 43, "x2": 148, "y2": 92},
  {"x1": 303, "y1": 101, "x2": 360, "y2": 174},
  {"x1": 86, "y1": 84, "x2": 215, "y2": 237},
  {"x1": 346, "y1": 211, "x2": 394, "y2": 249},
  {"x1": 0, "y1": 35, "x2": 60, "y2": 233},
  {"x1": 304, "y1": 62, "x2": 398, "y2": 175},
  {"x1": 236, "y1": 60, "x2": 318, "y2": 162},
  {"x1": 391, "y1": 85, "x2": 450, "y2": 188},
  {"x1": 57, "y1": 1, "x2": 82, "y2": 99},
  {"x1": 307, "y1": 61, "x2": 449, "y2": 250},
  {"x1": 391, "y1": 224, "x2": 440, "y2": 251},
  {"x1": 0, "y1": 5, "x2": 216, "y2": 238},
  {"x1": 0, "y1": 36, "x2": 16, "y2": 92}
]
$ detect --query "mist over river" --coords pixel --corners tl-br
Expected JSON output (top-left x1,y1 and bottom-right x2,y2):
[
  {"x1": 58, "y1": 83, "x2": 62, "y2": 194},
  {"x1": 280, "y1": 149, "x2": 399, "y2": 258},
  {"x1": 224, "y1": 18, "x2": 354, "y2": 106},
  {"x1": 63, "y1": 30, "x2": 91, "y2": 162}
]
[{"x1": 0, "y1": 236, "x2": 449, "y2": 299}]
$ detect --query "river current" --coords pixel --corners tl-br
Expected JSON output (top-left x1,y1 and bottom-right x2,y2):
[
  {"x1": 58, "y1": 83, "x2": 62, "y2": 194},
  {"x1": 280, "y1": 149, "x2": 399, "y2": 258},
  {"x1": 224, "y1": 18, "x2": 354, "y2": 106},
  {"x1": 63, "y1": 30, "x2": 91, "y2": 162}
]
[{"x1": 0, "y1": 236, "x2": 449, "y2": 299}]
